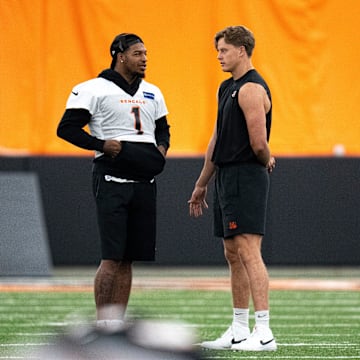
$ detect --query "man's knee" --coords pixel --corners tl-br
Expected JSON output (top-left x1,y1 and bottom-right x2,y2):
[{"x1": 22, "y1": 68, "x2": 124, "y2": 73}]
[
  {"x1": 235, "y1": 234, "x2": 263, "y2": 264},
  {"x1": 223, "y1": 239, "x2": 239, "y2": 263}
]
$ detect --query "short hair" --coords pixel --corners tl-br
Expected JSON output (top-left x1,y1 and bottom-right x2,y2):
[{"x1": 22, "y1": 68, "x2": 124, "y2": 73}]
[{"x1": 214, "y1": 26, "x2": 255, "y2": 57}]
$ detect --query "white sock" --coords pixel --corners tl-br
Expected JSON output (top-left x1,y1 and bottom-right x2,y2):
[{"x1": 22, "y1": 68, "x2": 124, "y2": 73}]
[
  {"x1": 255, "y1": 310, "x2": 270, "y2": 328},
  {"x1": 96, "y1": 319, "x2": 124, "y2": 333},
  {"x1": 233, "y1": 308, "x2": 249, "y2": 328}
]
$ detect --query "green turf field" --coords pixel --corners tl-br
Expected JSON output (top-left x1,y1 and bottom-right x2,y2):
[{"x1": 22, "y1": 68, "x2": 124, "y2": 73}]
[{"x1": 0, "y1": 288, "x2": 359, "y2": 359}]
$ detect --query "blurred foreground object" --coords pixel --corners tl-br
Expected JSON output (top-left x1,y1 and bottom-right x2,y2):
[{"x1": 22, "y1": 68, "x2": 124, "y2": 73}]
[{"x1": 35, "y1": 319, "x2": 202, "y2": 359}]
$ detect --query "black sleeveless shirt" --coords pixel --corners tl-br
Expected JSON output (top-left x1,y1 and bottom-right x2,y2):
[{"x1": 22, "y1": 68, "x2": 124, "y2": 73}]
[{"x1": 211, "y1": 69, "x2": 272, "y2": 166}]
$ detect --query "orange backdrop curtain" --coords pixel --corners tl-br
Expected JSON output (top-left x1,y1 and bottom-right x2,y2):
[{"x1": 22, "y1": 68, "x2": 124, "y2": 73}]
[{"x1": 0, "y1": 0, "x2": 359, "y2": 156}]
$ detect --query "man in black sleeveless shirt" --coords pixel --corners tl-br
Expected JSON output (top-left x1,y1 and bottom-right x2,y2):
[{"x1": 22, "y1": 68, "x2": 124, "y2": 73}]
[{"x1": 189, "y1": 26, "x2": 277, "y2": 351}]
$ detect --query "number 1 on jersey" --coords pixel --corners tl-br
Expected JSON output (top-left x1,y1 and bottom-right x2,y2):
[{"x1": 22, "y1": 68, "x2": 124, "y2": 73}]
[{"x1": 131, "y1": 106, "x2": 143, "y2": 134}]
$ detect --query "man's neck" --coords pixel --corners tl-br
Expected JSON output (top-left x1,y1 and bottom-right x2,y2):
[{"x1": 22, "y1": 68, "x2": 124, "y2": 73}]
[
  {"x1": 232, "y1": 61, "x2": 254, "y2": 81},
  {"x1": 117, "y1": 70, "x2": 137, "y2": 84}
]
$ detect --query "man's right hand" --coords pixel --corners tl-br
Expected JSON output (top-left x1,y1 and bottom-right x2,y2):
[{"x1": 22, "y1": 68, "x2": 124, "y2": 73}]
[
  {"x1": 188, "y1": 185, "x2": 208, "y2": 217},
  {"x1": 103, "y1": 140, "x2": 122, "y2": 158}
]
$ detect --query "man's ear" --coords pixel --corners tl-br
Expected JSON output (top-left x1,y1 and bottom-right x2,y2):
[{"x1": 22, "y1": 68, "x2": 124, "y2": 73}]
[{"x1": 117, "y1": 53, "x2": 124, "y2": 63}]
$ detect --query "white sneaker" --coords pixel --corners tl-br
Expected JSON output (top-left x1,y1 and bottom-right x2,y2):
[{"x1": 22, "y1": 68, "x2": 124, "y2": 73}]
[
  {"x1": 231, "y1": 325, "x2": 277, "y2": 351},
  {"x1": 201, "y1": 323, "x2": 250, "y2": 350}
]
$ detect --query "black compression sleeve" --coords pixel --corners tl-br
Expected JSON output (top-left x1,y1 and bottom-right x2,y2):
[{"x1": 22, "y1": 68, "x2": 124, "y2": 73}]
[
  {"x1": 155, "y1": 116, "x2": 170, "y2": 150},
  {"x1": 57, "y1": 109, "x2": 105, "y2": 152}
]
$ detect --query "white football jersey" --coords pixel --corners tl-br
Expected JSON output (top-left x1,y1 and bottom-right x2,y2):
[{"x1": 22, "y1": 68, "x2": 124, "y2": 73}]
[{"x1": 66, "y1": 77, "x2": 168, "y2": 156}]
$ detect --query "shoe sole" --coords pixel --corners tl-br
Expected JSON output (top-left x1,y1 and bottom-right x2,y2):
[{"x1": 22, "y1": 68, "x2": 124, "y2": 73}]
[
  {"x1": 200, "y1": 337, "x2": 249, "y2": 350},
  {"x1": 232, "y1": 345, "x2": 277, "y2": 351}
]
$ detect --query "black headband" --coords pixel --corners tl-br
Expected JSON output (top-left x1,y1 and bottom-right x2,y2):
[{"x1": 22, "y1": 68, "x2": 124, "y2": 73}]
[{"x1": 110, "y1": 33, "x2": 143, "y2": 57}]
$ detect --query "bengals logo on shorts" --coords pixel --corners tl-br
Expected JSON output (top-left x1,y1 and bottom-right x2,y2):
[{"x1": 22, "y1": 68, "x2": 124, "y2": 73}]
[{"x1": 228, "y1": 221, "x2": 238, "y2": 230}]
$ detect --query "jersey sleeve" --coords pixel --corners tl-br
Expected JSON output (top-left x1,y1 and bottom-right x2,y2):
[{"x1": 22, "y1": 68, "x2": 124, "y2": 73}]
[
  {"x1": 66, "y1": 84, "x2": 98, "y2": 115},
  {"x1": 155, "y1": 89, "x2": 169, "y2": 120}
]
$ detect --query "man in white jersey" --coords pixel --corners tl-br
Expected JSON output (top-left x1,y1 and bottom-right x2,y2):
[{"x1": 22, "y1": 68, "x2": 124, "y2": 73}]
[{"x1": 57, "y1": 33, "x2": 170, "y2": 331}]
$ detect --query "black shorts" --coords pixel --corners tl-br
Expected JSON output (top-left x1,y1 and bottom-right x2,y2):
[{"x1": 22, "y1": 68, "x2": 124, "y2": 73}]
[
  {"x1": 213, "y1": 163, "x2": 270, "y2": 238},
  {"x1": 92, "y1": 172, "x2": 157, "y2": 261}
]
